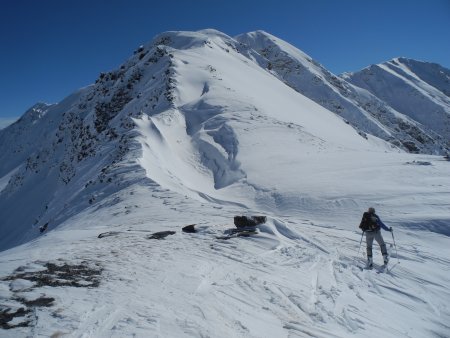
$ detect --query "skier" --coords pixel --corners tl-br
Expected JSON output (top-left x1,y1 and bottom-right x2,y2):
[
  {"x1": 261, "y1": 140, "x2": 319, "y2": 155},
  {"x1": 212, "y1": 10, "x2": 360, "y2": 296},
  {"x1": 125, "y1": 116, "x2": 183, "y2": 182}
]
[{"x1": 359, "y1": 207, "x2": 392, "y2": 268}]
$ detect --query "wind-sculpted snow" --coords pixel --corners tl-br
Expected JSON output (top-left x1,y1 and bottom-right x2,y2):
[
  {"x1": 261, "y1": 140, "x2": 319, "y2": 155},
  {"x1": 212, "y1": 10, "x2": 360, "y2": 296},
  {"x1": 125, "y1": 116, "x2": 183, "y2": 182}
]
[
  {"x1": 0, "y1": 29, "x2": 449, "y2": 336},
  {"x1": 134, "y1": 29, "x2": 387, "y2": 208}
]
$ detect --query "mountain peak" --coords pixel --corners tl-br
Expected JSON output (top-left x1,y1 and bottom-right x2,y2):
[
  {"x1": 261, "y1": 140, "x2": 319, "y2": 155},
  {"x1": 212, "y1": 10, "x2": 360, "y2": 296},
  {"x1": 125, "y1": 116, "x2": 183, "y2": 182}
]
[
  {"x1": 385, "y1": 57, "x2": 439, "y2": 67},
  {"x1": 343, "y1": 57, "x2": 450, "y2": 150},
  {"x1": 236, "y1": 30, "x2": 297, "y2": 50},
  {"x1": 236, "y1": 30, "x2": 277, "y2": 41},
  {"x1": 145, "y1": 29, "x2": 234, "y2": 52},
  {"x1": 19, "y1": 102, "x2": 54, "y2": 123}
]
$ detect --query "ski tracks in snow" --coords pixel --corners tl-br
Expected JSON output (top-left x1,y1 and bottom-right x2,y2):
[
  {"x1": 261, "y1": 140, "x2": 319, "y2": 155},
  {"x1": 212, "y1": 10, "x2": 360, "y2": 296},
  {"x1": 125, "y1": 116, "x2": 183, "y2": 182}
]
[
  {"x1": 1, "y1": 189, "x2": 450, "y2": 337},
  {"x1": 220, "y1": 217, "x2": 450, "y2": 338},
  {"x1": 83, "y1": 215, "x2": 450, "y2": 337}
]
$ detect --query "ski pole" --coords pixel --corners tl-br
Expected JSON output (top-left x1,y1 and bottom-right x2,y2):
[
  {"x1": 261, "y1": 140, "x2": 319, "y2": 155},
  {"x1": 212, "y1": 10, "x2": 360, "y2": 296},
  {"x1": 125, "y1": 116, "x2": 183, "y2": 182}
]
[
  {"x1": 357, "y1": 231, "x2": 365, "y2": 257},
  {"x1": 391, "y1": 229, "x2": 399, "y2": 263}
]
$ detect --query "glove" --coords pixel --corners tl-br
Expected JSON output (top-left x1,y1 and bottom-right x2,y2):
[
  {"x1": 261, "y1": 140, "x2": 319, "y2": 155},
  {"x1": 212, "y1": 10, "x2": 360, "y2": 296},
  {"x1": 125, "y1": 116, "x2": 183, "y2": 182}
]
[{"x1": 390, "y1": 227, "x2": 393, "y2": 232}]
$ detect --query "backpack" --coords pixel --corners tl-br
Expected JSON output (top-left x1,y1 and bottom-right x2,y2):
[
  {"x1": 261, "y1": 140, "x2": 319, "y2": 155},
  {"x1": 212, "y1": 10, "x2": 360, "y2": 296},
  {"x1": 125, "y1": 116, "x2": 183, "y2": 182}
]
[{"x1": 359, "y1": 212, "x2": 378, "y2": 231}]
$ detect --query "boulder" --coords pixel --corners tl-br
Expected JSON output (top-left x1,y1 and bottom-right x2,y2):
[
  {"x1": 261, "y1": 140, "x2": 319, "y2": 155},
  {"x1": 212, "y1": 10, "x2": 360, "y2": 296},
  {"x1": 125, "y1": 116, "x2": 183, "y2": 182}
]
[
  {"x1": 234, "y1": 216, "x2": 267, "y2": 228},
  {"x1": 182, "y1": 224, "x2": 196, "y2": 233},
  {"x1": 39, "y1": 223, "x2": 48, "y2": 233}
]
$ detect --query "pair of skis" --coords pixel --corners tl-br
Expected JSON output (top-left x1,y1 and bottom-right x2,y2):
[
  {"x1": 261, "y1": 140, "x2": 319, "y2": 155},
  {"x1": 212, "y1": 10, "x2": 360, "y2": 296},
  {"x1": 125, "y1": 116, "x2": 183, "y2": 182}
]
[
  {"x1": 359, "y1": 242, "x2": 395, "y2": 273},
  {"x1": 360, "y1": 261, "x2": 389, "y2": 273}
]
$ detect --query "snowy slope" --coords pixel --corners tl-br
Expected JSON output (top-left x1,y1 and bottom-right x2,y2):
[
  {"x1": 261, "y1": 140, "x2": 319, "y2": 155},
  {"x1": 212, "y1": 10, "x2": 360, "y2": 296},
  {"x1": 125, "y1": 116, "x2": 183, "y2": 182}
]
[
  {"x1": 0, "y1": 102, "x2": 56, "y2": 175},
  {"x1": 0, "y1": 157, "x2": 449, "y2": 337},
  {"x1": 0, "y1": 28, "x2": 388, "y2": 252},
  {"x1": 236, "y1": 31, "x2": 447, "y2": 155},
  {"x1": 342, "y1": 58, "x2": 450, "y2": 151},
  {"x1": 134, "y1": 30, "x2": 389, "y2": 206},
  {"x1": 1, "y1": 29, "x2": 449, "y2": 337}
]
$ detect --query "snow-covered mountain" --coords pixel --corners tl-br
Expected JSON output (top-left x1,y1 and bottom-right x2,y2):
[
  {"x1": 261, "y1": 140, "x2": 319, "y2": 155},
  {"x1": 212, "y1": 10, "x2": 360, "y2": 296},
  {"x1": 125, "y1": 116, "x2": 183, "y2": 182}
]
[
  {"x1": 342, "y1": 57, "x2": 450, "y2": 151},
  {"x1": 0, "y1": 29, "x2": 449, "y2": 337},
  {"x1": 0, "y1": 29, "x2": 392, "y2": 252},
  {"x1": 236, "y1": 31, "x2": 448, "y2": 154}
]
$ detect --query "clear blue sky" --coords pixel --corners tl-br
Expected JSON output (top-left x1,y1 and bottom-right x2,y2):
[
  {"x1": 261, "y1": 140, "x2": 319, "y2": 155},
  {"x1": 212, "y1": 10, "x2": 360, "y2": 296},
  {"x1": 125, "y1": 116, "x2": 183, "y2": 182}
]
[{"x1": 1, "y1": 0, "x2": 449, "y2": 120}]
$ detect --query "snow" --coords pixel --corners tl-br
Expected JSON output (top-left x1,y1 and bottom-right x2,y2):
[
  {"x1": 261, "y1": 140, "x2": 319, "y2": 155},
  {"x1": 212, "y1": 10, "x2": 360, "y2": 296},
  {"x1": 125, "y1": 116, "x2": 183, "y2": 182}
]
[
  {"x1": 237, "y1": 31, "x2": 448, "y2": 155},
  {"x1": 0, "y1": 175, "x2": 449, "y2": 337},
  {"x1": 0, "y1": 166, "x2": 19, "y2": 193},
  {"x1": 344, "y1": 58, "x2": 450, "y2": 145},
  {"x1": 0, "y1": 29, "x2": 449, "y2": 337}
]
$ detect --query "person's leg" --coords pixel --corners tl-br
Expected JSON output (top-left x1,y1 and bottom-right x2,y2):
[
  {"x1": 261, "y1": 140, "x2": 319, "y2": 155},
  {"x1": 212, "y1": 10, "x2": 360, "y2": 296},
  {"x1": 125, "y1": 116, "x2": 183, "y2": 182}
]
[
  {"x1": 366, "y1": 232, "x2": 375, "y2": 266},
  {"x1": 374, "y1": 231, "x2": 388, "y2": 263}
]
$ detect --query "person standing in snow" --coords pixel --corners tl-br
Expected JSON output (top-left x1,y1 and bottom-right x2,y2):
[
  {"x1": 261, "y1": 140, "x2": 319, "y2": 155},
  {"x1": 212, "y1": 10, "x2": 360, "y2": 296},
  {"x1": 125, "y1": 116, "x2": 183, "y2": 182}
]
[{"x1": 359, "y1": 207, "x2": 392, "y2": 268}]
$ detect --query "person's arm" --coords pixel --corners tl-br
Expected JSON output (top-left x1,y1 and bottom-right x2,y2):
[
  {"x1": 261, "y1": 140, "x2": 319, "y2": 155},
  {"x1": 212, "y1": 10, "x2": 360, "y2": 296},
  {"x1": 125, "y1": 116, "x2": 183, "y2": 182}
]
[{"x1": 376, "y1": 216, "x2": 391, "y2": 231}]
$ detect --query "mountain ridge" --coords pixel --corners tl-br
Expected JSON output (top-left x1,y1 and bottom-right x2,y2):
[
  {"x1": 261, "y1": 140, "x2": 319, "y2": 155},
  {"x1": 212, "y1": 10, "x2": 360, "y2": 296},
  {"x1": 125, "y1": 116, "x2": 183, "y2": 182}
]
[
  {"x1": 0, "y1": 29, "x2": 449, "y2": 338},
  {"x1": 0, "y1": 28, "x2": 449, "y2": 252},
  {"x1": 342, "y1": 57, "x2": 450, "y2": 151},
  {"x1": 236, "y1": 31, "x2": 448, "y2": 154}
]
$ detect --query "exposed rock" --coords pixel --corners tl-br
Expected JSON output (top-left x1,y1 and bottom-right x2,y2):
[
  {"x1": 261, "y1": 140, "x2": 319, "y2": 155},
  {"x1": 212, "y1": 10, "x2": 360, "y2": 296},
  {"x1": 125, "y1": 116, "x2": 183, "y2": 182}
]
[
  {"x1": 234, "y1": 216, "x2": 267, "y2": 228},
  {"x1": 39, "y1": 223, "x2": 48, "y2": 233},
  {"x1": 405, "y1": 161, "x2": 432, "y2": 166},
  {"x1": 98, "y1": 231, "x2": 121, "y2": 238},
  {"x1": 146, "y1": 231, "x2": 176, "y2": 240},
  {"x1": 182, "y1": 224, "x2": 196, "y2": 233},
  {"x1": 0, "y1": 307, "x2": 31, "y2": 329},
  {"x1": 0, "y1": 261, "x2": 101, "y2": 329}
]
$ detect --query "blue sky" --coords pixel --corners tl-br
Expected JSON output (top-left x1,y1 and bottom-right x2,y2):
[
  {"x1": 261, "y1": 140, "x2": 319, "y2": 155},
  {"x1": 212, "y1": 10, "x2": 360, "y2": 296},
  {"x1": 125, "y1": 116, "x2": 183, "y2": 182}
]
[{"x1": 1, "y1": 0, "x2": 449, "y2": 122}]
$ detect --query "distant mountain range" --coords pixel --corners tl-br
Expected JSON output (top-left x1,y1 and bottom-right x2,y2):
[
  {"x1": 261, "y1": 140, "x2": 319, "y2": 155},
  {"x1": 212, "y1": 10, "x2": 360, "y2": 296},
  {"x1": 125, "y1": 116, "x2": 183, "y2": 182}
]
[
  {"x1": 0, "y1": 29, "x2": 449, "y2": 251},
  {"x1": 237, "y1": 31, "x2": 449, "y2": 154}
]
